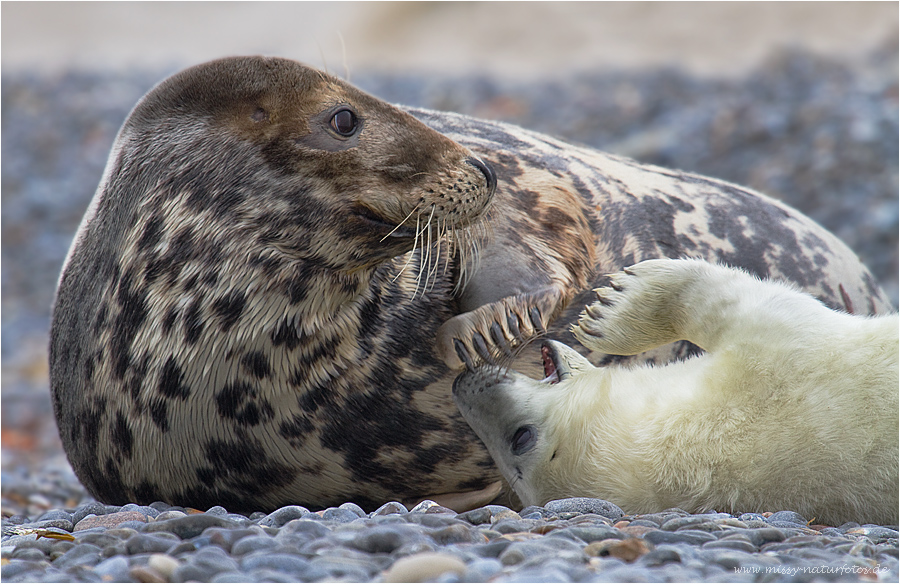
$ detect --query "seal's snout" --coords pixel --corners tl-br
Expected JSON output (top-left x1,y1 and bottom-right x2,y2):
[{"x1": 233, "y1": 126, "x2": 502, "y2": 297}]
[{"x1": 466, "y1": 156, "x2": 497, "y2": 195}]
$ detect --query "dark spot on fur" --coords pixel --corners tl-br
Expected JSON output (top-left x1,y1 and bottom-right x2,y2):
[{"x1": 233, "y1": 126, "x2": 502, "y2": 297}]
[
  {"x1": 242, "y1": 351, "x2": 271, "y2": 379},
  {"x1": 279, "y1": 414, "x2": 315, "y2": 439},
  {"x1": 110, "y1": 412, "x2": 133, "y2": 458},
  {"x1": 159, "y1": 356, "x2": 190, "y2": 399},
  {"x1": 216, "y1": 382, "x2": 273, "y2": 426},
  {"x1": 110, "y1": 269, "x2": 148, "y2": 379},
  {"x1": 184, "y1": 297, "x2": 204, "y2": 344},
  {"x1": 137, "y1": 215, "x2": 165, "y2": 252},
  {"x1": 212, "y1": 292, "x2": 246, "y2": 331},
  {"x1": 271, "y1": 317, "x2": 307, "y2": 350},
  {"x1": 149, "y1": 397, "x2": 169, "y2": 432}
]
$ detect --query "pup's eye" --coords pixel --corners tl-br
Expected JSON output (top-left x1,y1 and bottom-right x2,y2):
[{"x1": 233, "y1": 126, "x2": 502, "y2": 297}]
[
  {"x1": 330, "y1": 108, "x2": 359, "y2": 137},
  {"x1": 511, "y1": 425, "x2": 537, "y2": 455}
]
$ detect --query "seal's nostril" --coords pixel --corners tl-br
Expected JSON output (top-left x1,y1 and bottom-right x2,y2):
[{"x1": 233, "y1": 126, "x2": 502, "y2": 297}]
[{"x1": 466, "y1": 156, "x2": 497, "y2": 194}]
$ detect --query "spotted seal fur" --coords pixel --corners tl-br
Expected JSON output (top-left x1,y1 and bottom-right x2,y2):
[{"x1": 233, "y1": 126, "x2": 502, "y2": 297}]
[
  {"x1": 50, "y1": 56, "x2": 893, "y2": 513},
  {"x1": 452, "y1": 259, "x2": 898, "y2": 525}
]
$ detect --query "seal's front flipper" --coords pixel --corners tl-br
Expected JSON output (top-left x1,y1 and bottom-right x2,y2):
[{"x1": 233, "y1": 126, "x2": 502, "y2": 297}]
[
  {"x1": 409, "y1": 480, "x2": 505, "y2": 513},
  {"x1": 436, "y1": 286, "x2": 566, "y2": 370}
]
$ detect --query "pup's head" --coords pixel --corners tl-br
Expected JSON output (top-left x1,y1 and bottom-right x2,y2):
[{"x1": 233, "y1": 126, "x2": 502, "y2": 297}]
[{"x1": 451, "y1": 340, "x2": 602, "y2": 506}]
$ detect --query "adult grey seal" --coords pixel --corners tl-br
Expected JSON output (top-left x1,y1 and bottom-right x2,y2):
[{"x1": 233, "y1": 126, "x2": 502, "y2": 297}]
[{"x1": 49, "y1": 56, "x2": 892, "y2": 513}]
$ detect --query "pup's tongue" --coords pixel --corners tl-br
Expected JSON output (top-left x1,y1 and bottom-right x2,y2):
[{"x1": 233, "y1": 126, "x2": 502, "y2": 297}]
[{"x1": 540, "y1": 344, "x2": 559, "y2": 384}]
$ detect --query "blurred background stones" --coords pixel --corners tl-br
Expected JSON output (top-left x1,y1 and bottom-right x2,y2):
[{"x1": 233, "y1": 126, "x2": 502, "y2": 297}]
[{"x1": 2, "y1": 2, "x2": 897, "y2": 512}]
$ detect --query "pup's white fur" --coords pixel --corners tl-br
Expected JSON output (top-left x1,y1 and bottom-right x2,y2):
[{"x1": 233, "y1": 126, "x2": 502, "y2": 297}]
[{"x1": 452, "y1": 259, "x2": 898, "y2": 525}]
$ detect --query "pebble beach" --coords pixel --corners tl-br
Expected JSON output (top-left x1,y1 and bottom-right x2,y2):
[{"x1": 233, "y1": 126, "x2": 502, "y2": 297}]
[{"x1": 2, "y1": 30, "x2": 898, "y2": 584}]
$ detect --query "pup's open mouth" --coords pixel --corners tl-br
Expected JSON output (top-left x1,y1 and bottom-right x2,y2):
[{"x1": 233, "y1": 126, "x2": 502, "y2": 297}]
[{"x1": 540, "y1": 342, "x2": 560, "y2": 384}]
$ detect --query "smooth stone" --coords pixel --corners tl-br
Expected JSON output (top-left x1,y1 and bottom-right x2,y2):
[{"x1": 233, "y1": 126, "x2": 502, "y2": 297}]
[
  {"x1": 143, "y1": 514, "x2": 241, "y2": 539},
  {"x1": 639, "y1": 546, "x2": 683, "y2": 567},
  {"x1": 171, "y1": 546, "x2": 239, "y2": 581},
  {"x1": 231, "y1": 535, "x2": 279, "y2": 556},
  {"x1": 429, "y1": 523, "x2": 483, "y2": 545},
  {"x1": 519, "y1": 506, "x2": 555, "y2": 519},
  {"x1": 643, "y1": 529, "x2": 717, "y2": 546},
  {"x1": 699, "y1": 549, "x2": 757, "y2": 571},
  {"x1": 372, "y1": 502, "x2": 408, "y2": 516},
  {"x1": 742, "y1": 527, "x2": 788, "y2": 547},
  {"x1": 72, "y1": 503, "x2": 109, "y2": 525},
  {"x1": 205, "y1": 506, "x2": 228, "y2": 517},
  {"x1": 1, "y1": 559, "x2": 51, "y2": 579},
  {"x1": 702, "y1": 539, "x2": 759, "y2": 553},
  {"x1": 628, "y1": 519, "x2": 662, "y2": 528},
  {"x1": 548, "y1": 526, "x2": 624, "y2": 543},
  {"x1": 129, "y1": 565, "x2": 168, "y2": 583},
  {"x1": 339, "y1": 502, "x2": 367, "y2": 518},
  {"x1": 93, "y1": 556, "x2": 130, "y2": 578},
  {"x1": 147, "y1": 553, "x2": 180, "y2": 579},
  {"x1": 498, "y1": 538, "x2": 584, "y2": 566},
  {"x1": 768, "y1": 510, "x2": 807, "y2": 525},
  {"x1": 36, "y1": 509, "x2": 74, "y2": 524},
  {"x1": 403, "y1": 514, "x2": 465, "y2": 528},
  {"x1": 348, "y1": 525, "x2": 427, "y2": 554},
  {"x1": 463, "y1": 558, "x2": 503, "y2": 581},
  {"x1": 120, "y1": 504, "x2": 160, "y2": 518},
  {"x1": 660, "y1": 515, "x2": 709, "y2": 531},
  {"x1": 457, "y1": 507, "x2": 492, "y2": 525},
  {"x1": 739, "y1": 512, "x2": 766, "y2": 522},
  {"x1": 322, "y1": 507, "x2": 359, "y2": 523},
  {"x1": 490, "y1": 518, "x2": 538, "y2": 535},
  {"x1": 383, "y1": 551, "x2": 466, "y2": 583},
  {"x1": 204, "y1": 527, "x2": 262, "y2": 553},
  {"x1": 471, "y1": 539, "x2": 511, "y2": 558},
  {"x1": 258, "y1": 506, "x2": 311, "y2": 528},
  {"x1": 74, "y1": 511, "x2": 147, "y2": 531},
  {"x1": 125, "y1": 532, "x2": 179, "y2": 555},
  {"x1": 278, "y1": 519, "x2": 331, "y2": 538},
  {"x1": 543, "y1": 498, "x2": 624, "y2": 520},
  {"x1": 846, "y1": 526, "x2": 900, "y2": 542},
  {"x1": 240, "y1": 552, "x2": 311, "y2": 574},
  {"x1": 51, "y1": 543, "x2": 102, "y2": 569},
  {"x1": 154, "y1": 510, "x2": 187, "y2": 521},
  {"x1": 11, "y1": 547, "x2": 47, "y2": 562}
]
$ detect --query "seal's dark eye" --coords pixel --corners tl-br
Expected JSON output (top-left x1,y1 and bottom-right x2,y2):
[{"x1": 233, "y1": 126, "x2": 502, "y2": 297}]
[
  {"x1": 511, "y1": 425, "x2": 537, "y2": 455},
  {"x1": 330, "y1": 108, "x2": 358, "y2": 137}
]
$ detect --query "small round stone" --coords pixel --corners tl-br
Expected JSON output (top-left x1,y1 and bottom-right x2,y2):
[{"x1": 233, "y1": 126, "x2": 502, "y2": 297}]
[
  {"x1": 543, "y1": 498, "x2": 624, "y2": 520},
  {"x1": 383, "y1": 551, "x2": 466, "y2": 583},
  {"x1": 372, "y1": 501, "x2": 408, "y2": 516}
]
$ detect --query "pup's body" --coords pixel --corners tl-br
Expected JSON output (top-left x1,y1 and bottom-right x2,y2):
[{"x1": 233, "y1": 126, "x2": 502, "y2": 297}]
[{"x1": 453, "y1": 259, "x2": 898, "y2": 525}]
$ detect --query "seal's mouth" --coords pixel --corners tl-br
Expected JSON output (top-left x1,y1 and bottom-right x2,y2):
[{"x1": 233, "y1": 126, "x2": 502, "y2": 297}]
[{"x1": 540, "y1": 342, "x2": 561, "y2": 385}]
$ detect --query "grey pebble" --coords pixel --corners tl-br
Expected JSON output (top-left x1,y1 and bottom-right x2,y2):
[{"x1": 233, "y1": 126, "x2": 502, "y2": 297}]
[
  {"x1": 51, "y1": 543, "x2": 102, "y2": 569},
  {"x1": 240, "y1": 552, "x2": 311, "y2": 574},
  {"x1": 768, "y1": 510, "x2": 808, "y2": 525},
  {"x1": 92, "y1": 555, "x2": 130, "y2": 579},
  {"x1": 463, "y1": 558, "x2": 504, "y2": 581},
  {"x1": 231, "y1": 534, "x2": 278, "y2": 556},
  {"x1": 258, "y1": 505, "x2": 311, "y2": 527},
  {"x1": 143, "y1": 513, "x2": 241, "y2": 539},
  {"x1": 372, "y1": 501, "x2": 408, "y2": 516},
  {"x1": 125, "y1": 532, "x2": 179, "y2": 554},
  {"x1": 702, "y1": 538, "x2": 759, "y2": 553},
  {"x1": 323, "y1": 506, "x2": 360, "y2": 523},
  {"x1": 172, "y1": 545, "x2": 240, "y2": 581},
  {"x1": 2, "y1": 559, "x2": 51, "y2": 580},
  {"x1": 549, "y1": 525, "x2": 624, "y2": 544},
  {"x1": 155, "y1": 510, "x2": 187, "y2": 521},
  {"x1": 644, "y1": 529, "x2": 718, "y2": 546},
  {"x1": 543, "y1": 497, "x2": 624, "y2": 520},
  {"x1": 120, "y1": 503, "x2": 160, "y2": 518}
]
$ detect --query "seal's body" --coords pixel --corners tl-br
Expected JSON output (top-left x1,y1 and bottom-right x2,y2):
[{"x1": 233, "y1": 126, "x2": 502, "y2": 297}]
[
  {"x1": 50, "y1": 56, "x2": 892, "y2": 513},
  {"x1": 453, "y1": 259, "x2": 899, "y2": 526}
]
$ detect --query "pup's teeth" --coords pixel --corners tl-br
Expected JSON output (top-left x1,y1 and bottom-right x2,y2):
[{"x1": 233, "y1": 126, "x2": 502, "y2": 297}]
[{"x1": 540, "y1": 371, "x2": 560, "y2": 384}]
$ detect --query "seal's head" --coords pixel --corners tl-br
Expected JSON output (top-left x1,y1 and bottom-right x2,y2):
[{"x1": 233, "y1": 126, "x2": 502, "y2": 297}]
[
  {"x1": 452, "y1": 340, "x2": 599, "y2": 506},
  {"x1": 99, "y1": 56, "x2": 495, "y2": 274}
]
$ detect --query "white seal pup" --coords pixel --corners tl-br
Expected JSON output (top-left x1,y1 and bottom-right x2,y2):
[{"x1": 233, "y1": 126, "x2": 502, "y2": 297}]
[{"x1": 453, "y1": 258, "x2": 898, "y2": 525}]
